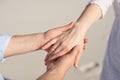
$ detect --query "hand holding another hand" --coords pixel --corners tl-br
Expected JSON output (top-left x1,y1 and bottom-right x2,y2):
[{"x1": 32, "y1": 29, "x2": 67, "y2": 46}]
[
  {"x1": 41, "y1": 22, "x2": 74, "y2": 49},
  {"x1": 43, "y1": 23, "x2": 87, "y2": 67},
  {"x1": 46, "y1": 45, "x2": 81, "y2": 76},
  {"x1": 37, "y1": 45, "x2": 82, "y2": 80}
]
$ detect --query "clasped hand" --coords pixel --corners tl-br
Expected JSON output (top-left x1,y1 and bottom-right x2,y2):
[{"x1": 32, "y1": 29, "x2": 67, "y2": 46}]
[{"x1": 42, "y1": 22, "x2": 88, "y2": 68}]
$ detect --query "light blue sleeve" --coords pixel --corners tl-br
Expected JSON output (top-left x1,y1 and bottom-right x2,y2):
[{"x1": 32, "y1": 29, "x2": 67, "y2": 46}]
[
  {"x1": 0, "y1": 34, "x2": 12, "y2": 62},
  {"x1": 0, "y1": 74, "x2": 4, "y2": 80},
  {"x1": 89, "y1": 0, "x2": 114, "y2": 18}
]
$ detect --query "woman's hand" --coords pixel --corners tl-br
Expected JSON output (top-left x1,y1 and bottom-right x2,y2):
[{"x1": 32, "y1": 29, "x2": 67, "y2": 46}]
[
  {"x1": 43, "y1": 23, "x2": 87, "y2": 67},
  {"x1": 37, "y1": 45, "x2": 80, "y2": 80},
  {"x1": 40, "y1": 22, "x2": 74, "y2": 49},
  {"x1": 46, "y1": 45, "x2": 81, "y2": 74}
]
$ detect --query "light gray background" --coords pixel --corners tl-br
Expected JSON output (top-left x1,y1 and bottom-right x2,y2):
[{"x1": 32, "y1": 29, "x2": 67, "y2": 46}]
[{"x1": 0, "y1": 0, "x2": 114, "y2": 80}]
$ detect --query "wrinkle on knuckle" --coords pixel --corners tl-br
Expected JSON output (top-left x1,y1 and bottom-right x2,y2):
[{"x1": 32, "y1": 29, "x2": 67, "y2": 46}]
[
  {"x1": 61, "y1": 43, "x2": 69, "y2": 51},
  {"x1": 61, "y1": 43, "x2": 66, "y2": 48}
]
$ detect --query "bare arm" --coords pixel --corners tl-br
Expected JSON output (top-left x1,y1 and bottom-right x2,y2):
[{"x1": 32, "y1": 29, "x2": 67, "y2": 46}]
[
  {"x1": 76, "y1": 4, "x2": 102, "y2": 33},
  {"x1": 4, "y1": 23, "x2": 73, "y2": 58},
  {"x1": 4, "y1": 33, "x2": 44, "y2": 58},
  {"x1": 37, "y1": 45, "x2": 80, "y2": 80},
  {"x1": 37, "y1": 69, "x2": 64, "y2": 80},
  {"x1": 44, "y1": 4, "x2": 103, "y2": 67}
]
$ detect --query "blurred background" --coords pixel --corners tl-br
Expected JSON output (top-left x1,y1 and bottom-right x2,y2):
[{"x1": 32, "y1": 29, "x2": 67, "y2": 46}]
[{"x1": 0, "y1": 0, "x2": 114, "y2": 80}]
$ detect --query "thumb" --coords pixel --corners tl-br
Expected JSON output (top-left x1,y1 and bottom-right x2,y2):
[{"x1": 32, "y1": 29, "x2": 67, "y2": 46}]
[
  {"x1": 69, "y1": 45, "x2": 80, "y2": 61},
  {"x1": 55, "y1": 22, "x2": 74, "y2": 32},
  {"x1": 63, "y1": 22, "x2": 74, "y2": 31},
  {"x1": 74, "y1": 46, "x2": 83, "y2": 68}
]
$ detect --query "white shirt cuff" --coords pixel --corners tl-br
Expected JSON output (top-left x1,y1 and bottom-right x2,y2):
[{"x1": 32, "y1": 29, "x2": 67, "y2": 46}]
[
  {"x1": 89, "y1": 0, "x2": 113, "y2": 19},
  {"x1": 0, "y1": 34, "x2": 12, "y2": 62}
]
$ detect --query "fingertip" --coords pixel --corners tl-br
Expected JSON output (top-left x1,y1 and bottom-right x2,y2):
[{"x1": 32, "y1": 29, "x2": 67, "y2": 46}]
[
  {"x1": 68, "y1": 22, "x2": 73, "y2": 25},
  {"x1": 45, "y1": 56, "x2": 48, "y2": 62},
  {"x1": 75, "y1": 64, "x2": 78, "y2": 68},
  {"x1": 66, "y1": 21, "x2": 74, "y2": 30},
  {"x1": 47, "y1": 56, "x2": 55, "y2": 62},
  {"x1": 70, "y1": 22, "x2": 74, "y2": 26},
  {"x1": 84, "y1": 38, "x2": 88, "y2": 43}
]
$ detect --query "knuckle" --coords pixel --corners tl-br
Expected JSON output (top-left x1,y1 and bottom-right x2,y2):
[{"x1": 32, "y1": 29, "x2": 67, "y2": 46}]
[
  {"x1": 61, "y1": 43, "x2": 67, "y2": 48},
  {"x1": 61, "y1": 43, "x2": 69, "y2": 51}
]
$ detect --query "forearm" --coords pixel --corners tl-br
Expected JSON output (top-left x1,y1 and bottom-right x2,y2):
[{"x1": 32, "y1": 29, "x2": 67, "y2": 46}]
[
  {"x1": 37, "y1": 69, "x2": 65, "y2": 80},
  {"x1": 4, "y1": 33, "x2": 45, "y2": 58},
  {"x1": 76, "y1": 4, "x2": 102, "y2": 33}
]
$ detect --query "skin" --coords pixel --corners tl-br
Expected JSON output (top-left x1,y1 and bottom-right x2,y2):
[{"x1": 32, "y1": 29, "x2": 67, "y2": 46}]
[
  {"x1": 44, "y1": 4, "x2": 102, "y2": 67},
  {"x1": 37, "y1": 45, "x2": 80, "y2": 80},
  {"x1": 37, "y1": 39, "x2": 87, "y2": 80},
  {"x1": 0, "y1": 2, "x2": 102, "y2": 80},
  {"x1": 2, "y1": 22, "x2": 88, "y2": 80},
  {"x1": 4, "y1": 23, "x2": 74, "y2": 58},
  {"x1": 2, "y1": 23, "x2": 88, "y2": 80}
]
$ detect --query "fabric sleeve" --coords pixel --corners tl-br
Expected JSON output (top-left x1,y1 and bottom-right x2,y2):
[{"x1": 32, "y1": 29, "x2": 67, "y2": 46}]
[
  {"x1": 0, "y1": 74, "x2": 4, "y2": 80},
  {"x1": 89, "y1": 0, "x2": 114, "y2": 18},
  {"x1": 0, "y1": 34, "x2": 12, "y2": 62}
]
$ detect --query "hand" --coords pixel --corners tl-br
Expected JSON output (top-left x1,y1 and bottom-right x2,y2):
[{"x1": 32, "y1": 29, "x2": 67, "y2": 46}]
[
  {"x1": 45, "y1": 38, "x2": 88, "y2": 67},
  {"x1": 43, "y1": 23, "x2": 87, "y2": 67},
  {"x1": 46, "y1": 45, "x2": 81, "y2": 75},
  {"x1": 36, "y1": 46, "x2": 80, "y2": 80},
  {"x1": 40, "y1": 22, "x2": 74, "y2": 49}
]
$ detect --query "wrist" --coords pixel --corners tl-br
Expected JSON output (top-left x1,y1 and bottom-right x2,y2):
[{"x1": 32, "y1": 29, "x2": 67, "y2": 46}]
[
  {"x1": 74, "y1": 22, "x2": 89, "y2": 34},
  {"x1": 46, "y1": 67, "x2": 65, "y2": 79},
  {"x1": 35, "y1": 33, "x2": 45, "y2": 50}
]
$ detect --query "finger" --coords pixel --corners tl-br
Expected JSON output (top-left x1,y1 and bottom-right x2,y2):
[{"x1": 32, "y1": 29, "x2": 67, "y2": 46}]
[
  {"x1": 84, "y1": 38, "x2": 88, "y2": 43},
  {"x1": 49, "y1": 42, "x2": 63, "y2": 55},
  {"x1": 46, "y1": 61, "x2": 54, "y2": 70},
  {"x1": 63, "y1": 22, "x2": 74, "y2": 31},
  {"x1": 47, "y1": 44, "x2": 72, "y2": 62},
  {"x1": 44, "y1": 45, "x2": 54, "y2": 53},
  {"x1": 45, "y1": 22, "x2": 74, "y2": 41},
  {"x1": 44, "y1": 41, "x2": 60, "y2": 61},
  {"x1": 69, "y1": 45, "x2": 80, "y2": 58},
  {"x1": 45, "y1": 60, "x2": 51, "y2": 66},
  {"x1": 45, "y1": 52, "x2": 51, "y2": 62},
  {"x1": 45, "y1": 58, "x2": 55, "y2": 67},
  {"x1": 74, "y1": 47, "x2": 83, "y2": 68},
  {"x1": 45, "y1": 42, "x2": 61, "y2": 61},
  {"x1": 49, "y1": 41, "x2": 61, "y2": 54},
  {"x1": 56, "y1": 22, "x2": 74, "y2": 32},
  {"x1": 83, "y1": 45, "x2": 86, "y2": 50},
  {"x1": 47, "y1": 41, "x2": 76, "y2": 62},
  {"x1": 46, "y1": 46, "x2": 63, "y2": 62},
  {"x1": 42, "y1": 38, "x2": 58, "y2": 50}
]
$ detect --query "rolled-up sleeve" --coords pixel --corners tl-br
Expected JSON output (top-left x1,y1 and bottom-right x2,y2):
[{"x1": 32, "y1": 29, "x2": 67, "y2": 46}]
[
  {"x1": 89, "y1": 0, "x2": 114, "y2": 18},
  {"x1": 0, "y1": 34, "x2": 12, "y2": 62}
]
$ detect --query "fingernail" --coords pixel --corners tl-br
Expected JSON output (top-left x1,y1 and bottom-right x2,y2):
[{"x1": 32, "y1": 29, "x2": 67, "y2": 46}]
[{"x1": 75, "y1": 64, "x2": 78, "y2": 68}]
